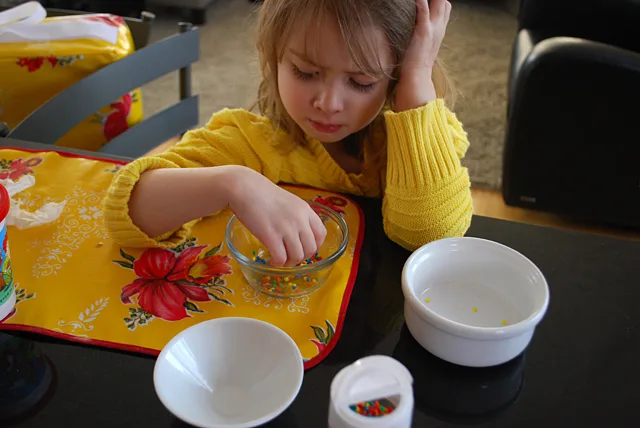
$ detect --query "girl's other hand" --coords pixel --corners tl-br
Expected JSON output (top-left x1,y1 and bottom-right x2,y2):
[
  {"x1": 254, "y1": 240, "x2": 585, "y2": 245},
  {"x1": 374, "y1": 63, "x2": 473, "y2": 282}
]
[
  {"x1": 228, "y1": 167, "x2": 327, "y2": 267},
  {"x1": 395, "y1": 0, "x2": 452, "y2": 112}
]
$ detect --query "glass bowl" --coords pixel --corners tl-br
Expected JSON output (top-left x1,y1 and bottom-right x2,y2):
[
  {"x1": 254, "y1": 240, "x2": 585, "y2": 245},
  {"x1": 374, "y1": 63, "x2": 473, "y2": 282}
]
[{"x1": 225, "y1": 200, "x2": 349, "y2": 298}]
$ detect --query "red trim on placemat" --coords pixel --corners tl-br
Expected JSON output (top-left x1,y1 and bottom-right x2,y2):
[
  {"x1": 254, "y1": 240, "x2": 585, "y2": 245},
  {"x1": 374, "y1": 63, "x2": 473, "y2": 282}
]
[
  {"x1": 0, "y1": 322, "x2": 161, "y2": 356},
  {"x1": 302, "y1": 195, "x2": 365, "y2": 370},
  {"x1": 0, "y1": 147, "x2": 367, "y2": 369}
]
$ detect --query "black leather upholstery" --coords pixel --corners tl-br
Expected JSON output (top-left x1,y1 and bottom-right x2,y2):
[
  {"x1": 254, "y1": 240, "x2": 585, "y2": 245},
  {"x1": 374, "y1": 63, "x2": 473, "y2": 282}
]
[
  {"x1": 518, "y1": 0, "x2": 640, "y2": 52},
  {"x1": 503, "y1": 0, "x2": 640, "y2": 228}
]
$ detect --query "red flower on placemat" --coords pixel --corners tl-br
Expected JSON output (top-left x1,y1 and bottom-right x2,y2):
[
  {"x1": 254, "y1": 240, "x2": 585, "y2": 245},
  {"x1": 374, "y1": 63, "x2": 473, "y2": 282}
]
[
  {"x1": 114, "y1": 240, "x2": 233, "y2": 329},
  {"x1": 84, "y1": 14, "x2": 125, "y2": 27},
  {"x1": 314, "y1": 195, "x2": 347, "y2": 215},
  {"x1": 17, "y1": 55, "x2": 82, "y2": 71},
  {"x1": 0, "y1": 157, "x2": 43, "y2": 180},
  {"x1": 16, "y1": 57, "x2": 44, "y2": 72},
  {"x1": 310, "y1": 320, "x2": 335, "y2": 354},
  {"x1": 94, "y1": 92, "x2": 137, "y2": 141}
]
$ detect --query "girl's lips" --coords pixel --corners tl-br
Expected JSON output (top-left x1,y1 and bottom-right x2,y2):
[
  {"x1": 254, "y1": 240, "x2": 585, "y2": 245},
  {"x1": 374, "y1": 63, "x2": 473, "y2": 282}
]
[{"x1": 309, "y1": 119, "x2": 342, "y2": 134}]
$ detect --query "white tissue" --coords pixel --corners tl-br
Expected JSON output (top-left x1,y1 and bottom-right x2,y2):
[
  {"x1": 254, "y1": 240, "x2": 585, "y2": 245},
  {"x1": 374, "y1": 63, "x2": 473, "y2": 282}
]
[{"x1": 0, "y1": 175, "x2": 66, "y2": 229}]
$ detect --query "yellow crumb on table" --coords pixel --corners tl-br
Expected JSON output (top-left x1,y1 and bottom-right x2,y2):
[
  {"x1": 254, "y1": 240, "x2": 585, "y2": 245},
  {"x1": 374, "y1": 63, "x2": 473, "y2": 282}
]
[
  {"x1": 501, "y1": 320, "x2": 508, "y2": 326},
  {"x1": 424, "y1": 298, "x2": 430, "y2": 303},
  {"x1": 472, "y1": 307, "x2": 478, "y2": 313}
]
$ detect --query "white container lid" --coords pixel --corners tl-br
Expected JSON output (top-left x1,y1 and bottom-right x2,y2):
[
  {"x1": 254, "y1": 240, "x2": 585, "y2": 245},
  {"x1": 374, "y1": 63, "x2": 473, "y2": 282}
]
[
  {"x1": 329, "y1": 355, "x2": 414, "y2": 428},
  {"x1": 0, "y1": 1, "x2": 120, "y2": 45}
]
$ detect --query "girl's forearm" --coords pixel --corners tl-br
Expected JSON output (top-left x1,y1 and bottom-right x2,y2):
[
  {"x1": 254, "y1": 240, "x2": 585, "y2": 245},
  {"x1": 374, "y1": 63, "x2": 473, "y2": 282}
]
[{"x1": 128, "y1": 165, "x2": 245, "y2": 238}]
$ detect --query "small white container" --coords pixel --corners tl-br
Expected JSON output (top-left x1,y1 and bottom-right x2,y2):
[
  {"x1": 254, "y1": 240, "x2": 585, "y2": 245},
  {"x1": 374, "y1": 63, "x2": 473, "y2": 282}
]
[
  {"x1": 329, "y1": 355, "x2": 414, "y2": 428},
  {"x1": 402, "y1": 237, "x2": 549, "y2": 368}
]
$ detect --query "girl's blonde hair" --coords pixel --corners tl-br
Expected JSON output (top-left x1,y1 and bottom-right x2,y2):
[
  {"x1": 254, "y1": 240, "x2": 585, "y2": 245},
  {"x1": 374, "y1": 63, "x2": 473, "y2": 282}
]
[{"x1": 255, "y1": 0, "x2": 454, "y2": 151}]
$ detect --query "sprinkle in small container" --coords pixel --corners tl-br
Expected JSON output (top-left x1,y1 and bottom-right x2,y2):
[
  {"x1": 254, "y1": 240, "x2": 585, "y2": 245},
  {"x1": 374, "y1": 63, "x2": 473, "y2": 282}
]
[
  {"x1": 251, "y1": 249, "x2": 324, "y2": 295},
  {"x1": 328, "y1": 355, "x2": 414, "y2": 428}
]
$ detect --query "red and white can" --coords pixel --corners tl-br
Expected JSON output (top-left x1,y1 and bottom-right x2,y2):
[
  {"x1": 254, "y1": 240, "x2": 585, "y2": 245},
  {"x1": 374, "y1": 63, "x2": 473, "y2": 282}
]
[{"x1": 0, "y1": 183, "x2": 15, "y2": 321}]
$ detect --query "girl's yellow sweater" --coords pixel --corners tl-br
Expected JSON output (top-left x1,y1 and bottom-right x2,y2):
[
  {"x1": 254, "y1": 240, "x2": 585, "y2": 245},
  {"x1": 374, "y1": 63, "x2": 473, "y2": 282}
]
[{"x1": 103, "y1": 99, "x2": 473, "y2": 251}]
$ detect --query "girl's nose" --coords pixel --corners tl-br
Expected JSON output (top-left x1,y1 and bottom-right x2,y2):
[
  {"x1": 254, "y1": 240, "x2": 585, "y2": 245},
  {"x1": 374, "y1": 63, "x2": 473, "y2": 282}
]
[{"x1": 313, "y1": 84, "x2": 343, "y2": 114}]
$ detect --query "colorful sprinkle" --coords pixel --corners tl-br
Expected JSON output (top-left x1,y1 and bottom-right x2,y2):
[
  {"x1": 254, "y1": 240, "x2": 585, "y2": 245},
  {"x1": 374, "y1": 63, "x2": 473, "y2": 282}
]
[
  {"x1": 501, "y1": 320, "x2": 508, "y2": 326},
  {"x1": 350, "y1": 399, "x2": 396, "y2": 417},
  {"x1": 425, "y1": 297, "x2": 430, "y2": 303},
  {"x1": 472, "y1": 307, "x2": 478, "y2": 313},
  {"x1": 252, "y1": 250, "x2": 323, "y2": 296}
]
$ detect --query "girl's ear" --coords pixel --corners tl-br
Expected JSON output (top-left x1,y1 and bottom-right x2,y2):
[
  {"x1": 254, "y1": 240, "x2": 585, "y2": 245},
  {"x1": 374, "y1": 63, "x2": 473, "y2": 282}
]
[
  {"x1": 386, "y1": 77, "x2": 399, "y2": 111},
  {"x1": 385, "y1": 60, "x2": 403, "y2": 105}
]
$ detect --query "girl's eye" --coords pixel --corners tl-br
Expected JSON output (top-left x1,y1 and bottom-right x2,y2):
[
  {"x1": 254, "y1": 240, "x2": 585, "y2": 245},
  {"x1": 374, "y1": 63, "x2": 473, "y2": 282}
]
[
  {"x1": 348, "y1": 79, "x2": 377, "y2": 94},
  {"x1": 291, "y1": 64, "x2": 317, "y2": 81}
]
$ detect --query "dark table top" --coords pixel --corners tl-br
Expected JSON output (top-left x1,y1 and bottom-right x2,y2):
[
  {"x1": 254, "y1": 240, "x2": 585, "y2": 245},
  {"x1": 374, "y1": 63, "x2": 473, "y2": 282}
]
[{"x1": 1, "y1": 140, "x2": 639, "y2": 427}]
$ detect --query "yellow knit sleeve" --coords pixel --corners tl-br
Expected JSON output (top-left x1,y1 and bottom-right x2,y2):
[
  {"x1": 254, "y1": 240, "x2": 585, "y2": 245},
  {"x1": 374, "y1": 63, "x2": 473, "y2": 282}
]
[
  {"x1": 382, "y1": 99, "x2": 473, "y2": 251},
  {"x1": 103, "y1": 108, "x2": 280, "y2": 248}
]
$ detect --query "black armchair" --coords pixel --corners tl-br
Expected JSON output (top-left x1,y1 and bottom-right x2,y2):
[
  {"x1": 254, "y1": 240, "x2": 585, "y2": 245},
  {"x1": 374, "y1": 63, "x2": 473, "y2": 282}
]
[{"x1": 503, "y1": 0, "x2": 640, "y2": 228}]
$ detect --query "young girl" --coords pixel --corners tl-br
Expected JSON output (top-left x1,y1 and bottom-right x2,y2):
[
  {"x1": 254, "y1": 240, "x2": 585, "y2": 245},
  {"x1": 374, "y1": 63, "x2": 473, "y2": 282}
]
[{"x1": 103, "y1": 0, "x2": 472, "y2": 267}]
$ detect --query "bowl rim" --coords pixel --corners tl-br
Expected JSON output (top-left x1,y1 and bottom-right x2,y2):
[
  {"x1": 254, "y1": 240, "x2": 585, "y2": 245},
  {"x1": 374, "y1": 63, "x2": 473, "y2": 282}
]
[
  {"x1": 224, "y1": 200, "x2": 349, "y2": 274},
  {"x1": 153, "y1": 317, "x2": 304, "y2": 428},
  {"x1": 401, "y1": 237, "x2": 550, "y2": 340}
]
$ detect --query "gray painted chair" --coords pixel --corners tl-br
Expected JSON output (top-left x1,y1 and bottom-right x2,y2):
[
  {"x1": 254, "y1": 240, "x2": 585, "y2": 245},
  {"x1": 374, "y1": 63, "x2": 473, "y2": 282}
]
[{"x1": 0, "y1": 9, "x2": 200, "y2": 158}]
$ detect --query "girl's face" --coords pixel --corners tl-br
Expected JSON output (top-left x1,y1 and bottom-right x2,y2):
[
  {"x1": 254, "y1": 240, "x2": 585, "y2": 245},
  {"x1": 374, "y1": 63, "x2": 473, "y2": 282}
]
[{"x1": 278, "y1": 15, "x2": 393, "y2": 144}]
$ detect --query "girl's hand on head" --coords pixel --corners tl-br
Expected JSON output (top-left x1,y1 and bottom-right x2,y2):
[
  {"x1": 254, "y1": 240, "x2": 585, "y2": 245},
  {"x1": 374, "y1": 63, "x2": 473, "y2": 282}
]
[
  {"x1": 395, "y1": 0, "x2": 452, "y2": 112},
  {"x1": 227, "y1": 167, "x2": 327, "y2": 267}
]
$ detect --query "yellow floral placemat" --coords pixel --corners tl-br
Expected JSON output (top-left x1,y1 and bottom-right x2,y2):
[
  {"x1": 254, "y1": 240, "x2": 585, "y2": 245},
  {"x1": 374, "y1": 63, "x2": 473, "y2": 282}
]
[{"x1": 0, "y1": 148, "x2": 364, "y2": 369}]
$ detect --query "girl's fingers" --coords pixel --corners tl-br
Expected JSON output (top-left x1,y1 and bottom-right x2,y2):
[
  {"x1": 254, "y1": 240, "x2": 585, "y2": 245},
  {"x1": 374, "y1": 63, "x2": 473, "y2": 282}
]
[
  {"x1": 415, "y1": 0, "x2": 430, "y2": 25},
  {"x1": 283, "y1": 233, "x2": 305, "y2": 267},
  {"x1": 429, "y1": 0, "x2": 446, "y2": 21},
  {"x1": 264, "y1": 235, "x2": 287, "y2": 267},
  {"x1": 300, "y1": 228, "x2": 318, "y2": 260},
  {"x1": 309, "y1": 214, "x2": 327, "y2": 250},
  {"x1": 444, "y1": 1, "x2": 452, "y2": 24}
]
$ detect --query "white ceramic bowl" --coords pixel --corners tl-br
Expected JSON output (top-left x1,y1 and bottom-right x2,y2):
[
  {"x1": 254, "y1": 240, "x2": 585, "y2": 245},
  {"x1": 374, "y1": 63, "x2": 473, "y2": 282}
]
[
  {"x1": 402, "y1": 237, "x2": 549, "y2": 368},
  {"x1": 154, "y1": 317, "x2": 304, "y2": 428}
]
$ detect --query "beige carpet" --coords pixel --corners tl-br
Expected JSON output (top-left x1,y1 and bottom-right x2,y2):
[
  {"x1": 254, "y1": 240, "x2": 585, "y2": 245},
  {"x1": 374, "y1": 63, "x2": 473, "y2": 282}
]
[{"x1": 143, "y1": 0, "x2": 517, "y2": 190}]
